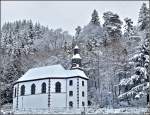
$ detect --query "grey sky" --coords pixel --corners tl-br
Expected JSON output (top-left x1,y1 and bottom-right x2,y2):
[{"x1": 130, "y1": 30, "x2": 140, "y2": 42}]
[{"x1": 1, "y1": 1, "x2": 149, "y2": 35}]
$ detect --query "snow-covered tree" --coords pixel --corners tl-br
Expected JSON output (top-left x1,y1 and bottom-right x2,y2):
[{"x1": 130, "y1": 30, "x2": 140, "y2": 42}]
[
  {"x1": 34, "y1": 22, "x2": 43, "y2": 40},
  {"x1": 118, "y1": 46, "x2": 149, "y2": 103},
  {"x1": 103, "y1": 11, "x2": 123, "y2": 40},
  {"x1": 75, "y1": 26, "x2": 81, "y2": 39},
  {"x1": 124, "y1": 18, "x2": 134, "y2": 38},
  {"x1": 138, "y1": 3, "x2": 150, "y2": 31},
  {"x1": 0, "y1": 20, "x2": 73, "y2": 105},
  {"x1": 78, "y1": 10, "x2": 103, "y2": 46},
  {"x1": 90, "y1": 9, "x2": 100, "y2": 25},
  {"x1": 118, "y1": 25, "x2": 149, "y2": 106}
]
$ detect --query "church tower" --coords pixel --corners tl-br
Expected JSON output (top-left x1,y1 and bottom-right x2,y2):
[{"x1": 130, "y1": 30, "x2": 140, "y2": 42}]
[{"x1": 71, "y1": 45, "x2": 82, "y2": 69}]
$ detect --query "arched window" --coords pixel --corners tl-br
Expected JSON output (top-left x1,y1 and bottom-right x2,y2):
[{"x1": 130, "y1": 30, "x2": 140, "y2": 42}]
[
  {"x1": 69, "y1": 80, "x2": 73, "y2": 86},
  {"x1": 55, "y1": 82, "x2": 61, "y2": 93},
  {"x1": 69, "y1": 91, "x2": 73, "y2": 96},
  {"x1": 14, "y1": 88, "x2": 17, "y2": 97},
  {"x1": 82, "y1": 91, "x2": 85, "y2": 97},
  {"x1": 69, "y1": 101, "x2": 73, "y2": 107},
  {"x1": 31, "y1": 84, "x2": 36, "y2": 95},
  {"x1": 20, "y1": 85, "x2": 25, "y2": 96},
  {"x1": 82, "y1": 81, "x2": 84, "y2": 86},
  {"x1": 82, "y1": 101, "x2": 85, "y2": 106},
  {"x1": 41, "y1": 82, "x2": 46, "y2": 93}
]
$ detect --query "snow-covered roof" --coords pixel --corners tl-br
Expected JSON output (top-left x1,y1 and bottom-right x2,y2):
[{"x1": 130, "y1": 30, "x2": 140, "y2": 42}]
[
  {"x1": 72, "y1": 54, "x2": 81, "y2": 59},
  {"x1": 17, "y1": 64, "x2": 88, "y2": 82},
  {"x1": 74, "y1": 45, "x2": 79, "y2": 49},
  {"x1": 66, "y1": 69, "x2": 87, "y2": 78}
]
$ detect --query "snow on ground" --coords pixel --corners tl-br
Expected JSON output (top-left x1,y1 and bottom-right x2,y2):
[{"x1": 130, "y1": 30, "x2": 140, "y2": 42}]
[
  {"x1": 1, "y1": 107, "x2": 148, "y2": 114},
  {"x1": 92, "y1": 107, "x2": 147, "y2": 114},
  {"x1": 0, "y1": 104, "x2": 148, "y2": 114},
  {"x1": 0, "y1": 104, "x2": 13, "y2": 115}
]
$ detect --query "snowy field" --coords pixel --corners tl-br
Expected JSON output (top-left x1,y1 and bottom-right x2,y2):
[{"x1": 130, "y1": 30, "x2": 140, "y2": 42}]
[{"x1": 0, "y1": 106, "x2": 148, "y2": 115}]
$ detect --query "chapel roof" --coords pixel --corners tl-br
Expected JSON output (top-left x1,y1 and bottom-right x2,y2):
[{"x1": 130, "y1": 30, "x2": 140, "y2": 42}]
[{"x1": 16, "y1": 64, "x2": 88, "y2": 83}]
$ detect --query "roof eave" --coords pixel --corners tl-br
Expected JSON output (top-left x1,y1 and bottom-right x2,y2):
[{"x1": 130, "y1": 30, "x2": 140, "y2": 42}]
[{"x1": 14, "y1": 76, "x2": 88, "y2": 85}]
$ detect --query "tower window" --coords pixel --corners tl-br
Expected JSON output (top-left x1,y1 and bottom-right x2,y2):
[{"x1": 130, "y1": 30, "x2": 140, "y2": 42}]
[
  {"x1": 55, "y1": 82, "x2": 61, "y2": 93},
  {"x1": 82, "y1": 91, "x2": 85, "y2": 97},
  {"x1": 69, "y1": 80, "x2": 73, "y2": 86},
  {"x1": 20, "y1": 85, "x2": 25, "y2": 96},
  {"x1": 82, "y1": 81, "x2": 84, "y2": 86},
  {"x1": 31, "y1": 84, "x2": 36, "y2": 95},
  {"x1": 69, "y1": 101, "x2": 73, "y2": 107},
  {"x1": 41, "y1": 82, "x2": 46, "y2": 93},
  {"x1": 82, "y1": 101, "x2": 85, "y2": 106},
  {"x1": 69, "y1": 91, "x2": 73, "y2": 96}
]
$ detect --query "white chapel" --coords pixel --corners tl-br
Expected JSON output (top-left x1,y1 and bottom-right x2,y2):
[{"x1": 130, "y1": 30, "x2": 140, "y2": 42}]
[{"x1": 13, "y1": 45, "x2": 88, "y2": 113}]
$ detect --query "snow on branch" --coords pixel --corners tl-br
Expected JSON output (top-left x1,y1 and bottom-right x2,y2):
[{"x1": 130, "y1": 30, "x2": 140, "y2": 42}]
[{"x1": 118, "y1": 82, "x2": 149, "y2": 100}]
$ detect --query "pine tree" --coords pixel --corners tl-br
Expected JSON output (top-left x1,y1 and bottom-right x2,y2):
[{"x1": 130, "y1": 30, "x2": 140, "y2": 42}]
[
  {"x1": 34, "y1": 22, "x2": 42, "y2": 40},
  {"x1": 138, "y1": 3, "x2": 150, "y2": 31},
  {"x1": 118, "y1": 31, "x2": 149, "y2": 105},
  {"x1": 78, "y1": 9, "x2": 104, "y2": 46},
  {"x1": 90, "y1": 9, "x2": 100, "y2": 25},
  {"x1": 0, "y1": 19, "x2": 74, "y2": 105},
  {"x1": 27, "y1": 20, "x2": 34, "y2": 45},
  {"x1": 23, "y1": 20, "x2": 35, "y2": 54},
  {"x1": 118, "y1": 4, "x2": 149, "y2": 105},
  {"x1": 103, "y1": 11, "x2": 123, "y2": 39},
  {"x1": 119, "y1": 42, "x2": 149, "y2": 101},
  {"x1": 75, "y1": 26, "x2": 81, "y2": 39},
  {"x1": 124, "y1": 18, "x2": 134, "y2": 37}
]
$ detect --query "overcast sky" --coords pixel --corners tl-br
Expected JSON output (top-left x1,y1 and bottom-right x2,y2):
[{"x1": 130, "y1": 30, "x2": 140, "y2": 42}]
[{"x1": 1, "y1": 1, "x2": 149, "y2": 35}]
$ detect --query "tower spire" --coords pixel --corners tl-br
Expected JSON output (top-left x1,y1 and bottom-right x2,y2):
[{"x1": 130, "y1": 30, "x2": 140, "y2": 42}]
[{"x1": 71, "y1": 45, "x2": 82, "y2": 69}]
